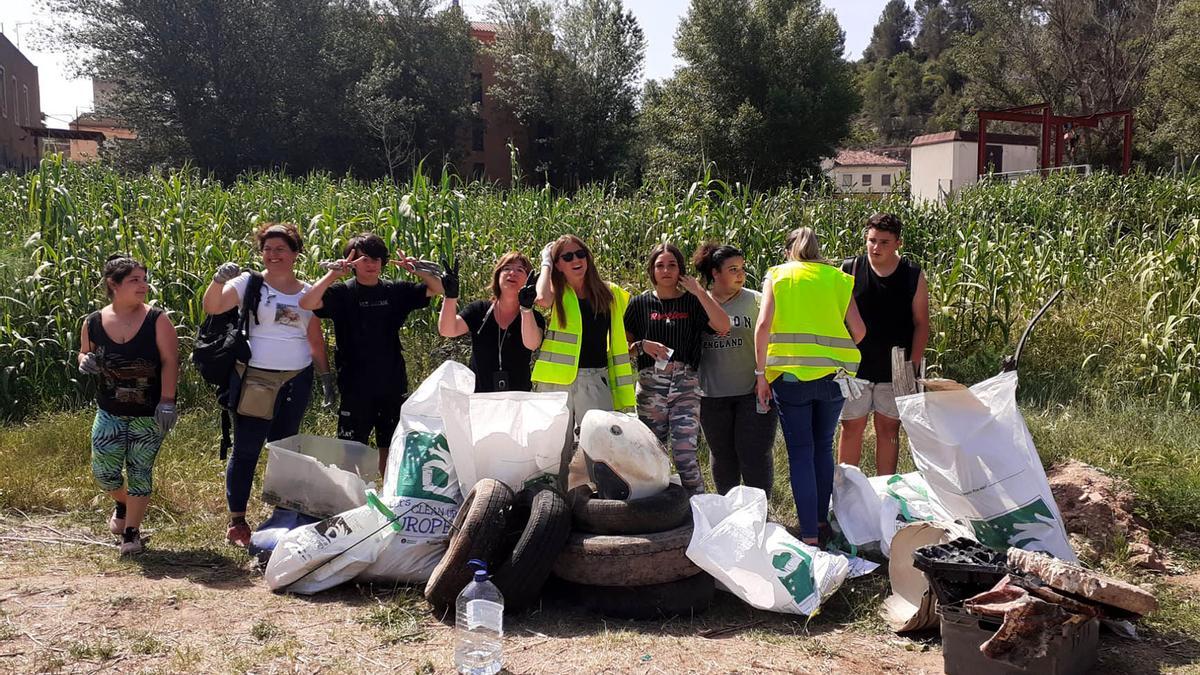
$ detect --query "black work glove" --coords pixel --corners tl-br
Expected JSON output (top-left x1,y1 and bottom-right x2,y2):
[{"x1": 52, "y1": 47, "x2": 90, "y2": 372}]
[
  {"x1": 519, "y1": 273, "x2": 538, "y2": 309},
  {"x1": 439, "y1": 257, "x2": 460, "y2": 300}
]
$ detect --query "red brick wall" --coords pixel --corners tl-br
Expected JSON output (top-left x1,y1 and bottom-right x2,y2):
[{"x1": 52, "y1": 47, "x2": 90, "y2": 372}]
[
  {"x1": 463, "y1": 25, "x2": 531, "y2": 186},
  {"x1": 0, "y1": 34, "x2": 42, "y2": 172}
]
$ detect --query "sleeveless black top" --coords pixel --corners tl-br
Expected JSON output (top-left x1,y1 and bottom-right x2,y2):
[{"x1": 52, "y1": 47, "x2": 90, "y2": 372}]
[
  {"x1": 87, "y1": 308, "x2": 163, "y2": 416},
  {"x1": 842, "y1": 256, "x2": 921, "y2": 383}
]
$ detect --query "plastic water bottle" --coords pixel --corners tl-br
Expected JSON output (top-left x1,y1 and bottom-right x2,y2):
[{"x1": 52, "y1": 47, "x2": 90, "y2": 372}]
[{"x1": 454, "y1": 559, "x2": 503, "y2": 675}]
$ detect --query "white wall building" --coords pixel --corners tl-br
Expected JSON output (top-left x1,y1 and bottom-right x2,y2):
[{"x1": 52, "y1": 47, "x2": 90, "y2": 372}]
[
  {"x1": 910, "y1": 131, "x2": 1039, "y2": 204},
  {"x1": 822, "y1": 149, "x2": 906, "y2": 194}
]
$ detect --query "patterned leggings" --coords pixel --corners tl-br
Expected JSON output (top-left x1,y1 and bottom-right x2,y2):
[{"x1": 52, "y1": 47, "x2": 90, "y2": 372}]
[
  {"x1": 91, "y1": 409, "x2": 163, "y2": 497},
  {"x1": 637, "y1": 363, "x2": 704, "y2": 494}
]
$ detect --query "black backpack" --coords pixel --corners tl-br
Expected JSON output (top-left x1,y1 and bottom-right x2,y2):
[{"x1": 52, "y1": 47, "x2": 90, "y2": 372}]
[{"x1": 191, "y1": 272, "x2": 264, "y2": 458}]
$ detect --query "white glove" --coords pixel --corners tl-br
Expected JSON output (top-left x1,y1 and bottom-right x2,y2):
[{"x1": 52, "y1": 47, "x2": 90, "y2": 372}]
[
  {"x1": 540, "y1": 242, "x2": 554, "y2": 269},
  {"x1": 834, "y1": 370, "x2": 867, "y2": 401}
]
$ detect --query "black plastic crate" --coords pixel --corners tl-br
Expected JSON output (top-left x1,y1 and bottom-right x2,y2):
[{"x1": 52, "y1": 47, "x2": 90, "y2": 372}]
[
  {"x1": 939, "y1": 604, "x2": 1099, "y2": 675},
  {"x1": 914, "y1": 538, "x2": 1010, "y2": 606}
]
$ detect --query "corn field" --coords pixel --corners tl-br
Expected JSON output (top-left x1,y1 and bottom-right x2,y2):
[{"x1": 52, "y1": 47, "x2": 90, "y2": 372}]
[{"x1": 2, "y1": 155, "x2": 1199, "y2": 421}]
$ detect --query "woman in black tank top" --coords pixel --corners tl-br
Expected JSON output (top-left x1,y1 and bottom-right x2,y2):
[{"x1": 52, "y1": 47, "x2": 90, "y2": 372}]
[{"x1": 77, "y1": 255, "x2": 180, "y2": 555}]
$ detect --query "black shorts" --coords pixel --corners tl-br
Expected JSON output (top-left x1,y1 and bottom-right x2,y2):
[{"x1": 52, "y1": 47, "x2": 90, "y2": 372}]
[{"x1": 336, "y1": 391, "x2": 404, "y2": 449}]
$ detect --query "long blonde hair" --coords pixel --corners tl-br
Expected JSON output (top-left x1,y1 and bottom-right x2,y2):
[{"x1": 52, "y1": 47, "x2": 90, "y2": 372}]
[
  {"x1": 550, "y1": 235, "x2": 613, "y2": 327},
  {"x1": 784, "y1": 227, "x2": 826, "y2": 263}
]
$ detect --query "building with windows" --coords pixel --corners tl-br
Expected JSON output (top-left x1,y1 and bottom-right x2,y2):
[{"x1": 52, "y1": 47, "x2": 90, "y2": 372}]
[
  {"x1": 0, "y1": 32, "x2": 42, "y2": 172},
  {"x1": 909, "y1": 130, "x2": 1039, "y2": 204},
  {"x1": 822, "y1": 149, "x2": 905, "y2": 195},
  {"x1": 462, "y1": 22, "x2": 531, "y2": 185}
]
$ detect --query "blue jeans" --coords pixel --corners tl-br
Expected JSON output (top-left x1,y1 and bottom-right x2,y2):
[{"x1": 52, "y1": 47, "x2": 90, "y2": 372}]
[
  {"x1": 226, "y1": 365, "x2": 313, "y2": 513},
  {"x1": 771, "y1": 376, "x2": 845, "y2": 540}
]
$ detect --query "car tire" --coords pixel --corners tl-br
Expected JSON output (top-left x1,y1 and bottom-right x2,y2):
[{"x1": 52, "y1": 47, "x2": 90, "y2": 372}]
[
  {"x1": 424, "y1": 478, "x2": 514, "y2": 614},
  {"x1": 492, "y1": 485, "x2": 572, "y2": 612},
  {"x1": 568, "y1": 573, "x2": 716, "y2": 619},
  {"x1": 552, "y1": 522, "x2": 699, "y2": 587},
  {"x1": 569, "y1": 483, "x2": 691, "y2": 535}
]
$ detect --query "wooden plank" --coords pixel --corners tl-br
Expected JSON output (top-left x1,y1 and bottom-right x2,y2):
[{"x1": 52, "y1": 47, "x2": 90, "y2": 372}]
[{"x1": 891, "y1": 346, "x2": 917, "y2": 396}]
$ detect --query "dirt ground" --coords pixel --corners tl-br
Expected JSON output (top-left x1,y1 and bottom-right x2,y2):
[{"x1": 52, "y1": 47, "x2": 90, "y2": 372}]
[{"x1": 0, "y1": 517, "x2": 1196, "y2": 674}]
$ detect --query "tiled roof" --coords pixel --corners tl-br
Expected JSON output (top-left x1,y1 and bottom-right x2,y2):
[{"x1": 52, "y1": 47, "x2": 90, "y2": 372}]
[
  {"x1": 830, "y1": 149, "x2": 906, "y2": 168},
  {"x1": 470, "y1": 21, "x2": 500, "y2": 33},
  {"x1": 911, "y1": 130, "x2": 1040, "y2": 147}
]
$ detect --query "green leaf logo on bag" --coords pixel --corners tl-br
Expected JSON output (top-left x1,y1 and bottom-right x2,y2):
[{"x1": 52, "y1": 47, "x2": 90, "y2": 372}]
[
  {"x1": 771, "y1": 542, "x2": 816, "y2": 605},
  {"x1": 396, "y1": 431, "x2": 456, "y2": 504},
  {"x1": 969, "y1": 498, "x2": 1058, "y2": 552}
]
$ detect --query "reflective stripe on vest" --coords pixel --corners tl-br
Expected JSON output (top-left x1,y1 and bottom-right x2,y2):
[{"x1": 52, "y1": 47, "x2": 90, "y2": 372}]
[
  {"x1": 537, "y1": 351, "x2": 577, "y2": 366},
  {"x1": 769, "y1": 332, "x2": 858, "y2": 350},
  {"x1": 766, "y1": 355, "x2": 860, "y2": 371},
  {"x1": 543, "y1": 330, "x2": 578, "y2": 344}
]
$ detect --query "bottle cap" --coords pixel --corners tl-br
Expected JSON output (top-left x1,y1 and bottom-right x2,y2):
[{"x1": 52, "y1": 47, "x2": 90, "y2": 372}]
[{"x1": 468, "y1": 558, "x2": 488, "y2": 582}]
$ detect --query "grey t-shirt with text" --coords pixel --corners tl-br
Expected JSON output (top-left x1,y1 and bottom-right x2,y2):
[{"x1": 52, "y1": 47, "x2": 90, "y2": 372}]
[{"x1": 699, "y1": 289, "x2": 760, "y2": 398}]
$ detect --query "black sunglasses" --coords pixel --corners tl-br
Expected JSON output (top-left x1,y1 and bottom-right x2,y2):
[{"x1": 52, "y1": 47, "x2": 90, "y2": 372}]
[{"x1": 558, "y1": 249, "x2": 589, "y2": 263}]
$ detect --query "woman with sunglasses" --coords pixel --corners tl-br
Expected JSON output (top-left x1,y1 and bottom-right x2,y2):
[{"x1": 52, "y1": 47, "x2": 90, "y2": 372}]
[
  {"x1": 438, "y1": 251, "x2": 545, "y2": 392},
  {"x1": 201, "y1": 222, "x2": 332, "y2": 548},
  {"x1": 531, "y1": 235, "x2": 637, "y2": 485}
]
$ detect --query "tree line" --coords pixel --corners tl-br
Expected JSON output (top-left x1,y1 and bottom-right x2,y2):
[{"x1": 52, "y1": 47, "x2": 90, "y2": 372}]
[{"x1": 46, "y1": 0, "x2": 1200, "y2": 188}]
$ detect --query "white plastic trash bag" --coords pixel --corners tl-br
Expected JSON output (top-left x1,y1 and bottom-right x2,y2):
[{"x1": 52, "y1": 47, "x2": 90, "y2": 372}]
[
  {"x1": 578, "y1": 409, "x2": 670, "y2": 499},
  {"x1": 265, "y1": 492, "x2": 393, "y2": 594},
  {"x1": 686, "y1": 486, "x2": 851, "y2": 617},
  {"x1": 896, "y1": 371, "x2": 1076, "y2": 561},
  {"x1": 365, "y1": 361, "x2": 470, "y2": 584},
  {"x1": 441, "y1": 387, "x2": 570, "y2": 493},
  {"x1": 831, "y1": 464, "x2": 882, "y2": 548},
  {"x1": 872, "y1": 471, "x2": 956, "y2": 557}
]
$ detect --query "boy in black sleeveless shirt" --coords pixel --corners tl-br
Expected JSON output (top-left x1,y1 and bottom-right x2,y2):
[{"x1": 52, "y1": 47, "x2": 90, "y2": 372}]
[{"x1": 837, "y1": 213, "x2": 929, "y2": 476}]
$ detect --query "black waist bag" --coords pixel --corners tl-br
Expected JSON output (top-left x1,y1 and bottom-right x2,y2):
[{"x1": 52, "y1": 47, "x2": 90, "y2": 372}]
[{"x1": 191, "y1": 272, "x2": 263, "y2": 458}]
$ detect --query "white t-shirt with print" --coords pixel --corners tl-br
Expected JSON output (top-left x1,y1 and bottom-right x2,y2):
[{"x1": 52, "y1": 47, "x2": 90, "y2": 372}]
[{"x1": 228, "y1": 272, "x2": 314, "y2": 370}]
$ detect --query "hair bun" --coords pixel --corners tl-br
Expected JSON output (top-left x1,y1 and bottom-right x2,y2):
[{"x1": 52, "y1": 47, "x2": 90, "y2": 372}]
[{"x1": 105, "y1": 253, "x2": 131, "y2": 262}]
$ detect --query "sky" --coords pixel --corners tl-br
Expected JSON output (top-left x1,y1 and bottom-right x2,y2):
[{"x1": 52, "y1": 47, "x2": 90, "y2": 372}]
[{"x1": 0, "y1": 0, "x2": 890, "y2": 130}]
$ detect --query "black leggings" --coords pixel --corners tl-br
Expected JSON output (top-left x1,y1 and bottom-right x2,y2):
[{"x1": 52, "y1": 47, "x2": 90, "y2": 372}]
[{"x1": 700, "y1": 392, "x2": 778, "y2": 496}]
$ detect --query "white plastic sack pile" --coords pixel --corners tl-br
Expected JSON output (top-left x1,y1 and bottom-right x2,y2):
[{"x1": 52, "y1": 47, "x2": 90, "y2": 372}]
[
  {"x1": 578, "y1": 409, "x2": 670, "y2": 499},
  {"x1": 831, "y1": 465, "x2": 955, "y2": 557},
  {"x1": 441, "y1": 385, "x2": 569, "y2": 493},
  {"x1": 361, "y1": 361, "x2": 473, "y2": 583},
  {"x1": 265, "y1": 492, "x2": 393, "y2": 594},
  {"x1": 687, "y1": 486, "x2": 855, "y2": 617},
  {"x1": 896, "y1": 371, "x2": 1076, "y2": 561}
]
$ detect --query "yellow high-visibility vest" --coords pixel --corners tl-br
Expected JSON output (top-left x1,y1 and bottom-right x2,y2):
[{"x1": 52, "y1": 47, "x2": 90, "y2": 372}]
[
  {"x1": 766, "y1": 261, "x2": 859, "y2": 382},
  {"x1": 531, "y1": 282, "x2": 637, "y2": 411}
]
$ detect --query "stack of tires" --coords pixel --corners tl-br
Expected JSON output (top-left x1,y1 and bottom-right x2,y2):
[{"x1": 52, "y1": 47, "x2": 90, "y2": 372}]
[
  {"x1": 424, "y1": 478, "x2": 573, "y2": 616},
  {"x1": 554, "y1": 483, "x2": 715, "y2": 619}
]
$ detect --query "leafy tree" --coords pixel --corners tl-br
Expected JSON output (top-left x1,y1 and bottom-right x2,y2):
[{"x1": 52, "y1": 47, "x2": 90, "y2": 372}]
[
  {"x1": 863, "y1": 0, "x2": 916, "y2": 62},
  {"x1": 914, "y1": 0, "x2": 979, "y2": 59},
  {"x1": 46, "y1": 0, "x2": 474, "y2": 179},
  {"x1": 1143, "y1": 0, "x2": 1200, "y2": 165},
  {"x1": 641, "y1": 0, "x2": 858, "y2": 188},
  {"x1": 488, "y1": 0, "x2": 645, "y2": 187}
]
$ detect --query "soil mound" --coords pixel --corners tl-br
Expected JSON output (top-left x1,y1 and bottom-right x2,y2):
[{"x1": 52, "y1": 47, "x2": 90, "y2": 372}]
[{"x1": 1046, "y1": 460, "x2": 1164, "y2": 571}]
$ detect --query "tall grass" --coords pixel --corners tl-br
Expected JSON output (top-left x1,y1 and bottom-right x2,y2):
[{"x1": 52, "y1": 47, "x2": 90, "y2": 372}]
[{"x1": 2, "y1": 155, "x2": 1199, "y2": 420}]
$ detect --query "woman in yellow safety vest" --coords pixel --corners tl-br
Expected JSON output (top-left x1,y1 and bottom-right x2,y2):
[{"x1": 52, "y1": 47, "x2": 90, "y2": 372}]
[
  {"x1": 532, "y1": 234, "x2": 637, "y2": 485},
  {"x1": 753, "y1": 227, "x2": 866, "y2": 546}
]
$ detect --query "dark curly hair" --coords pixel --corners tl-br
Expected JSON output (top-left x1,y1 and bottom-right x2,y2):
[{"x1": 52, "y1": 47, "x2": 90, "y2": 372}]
[{"x1": 865, "y1": 212, "x2": 903, "y2": 238}]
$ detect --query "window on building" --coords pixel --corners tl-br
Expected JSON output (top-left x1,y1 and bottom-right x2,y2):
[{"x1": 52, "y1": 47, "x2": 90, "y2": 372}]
[
  {"x1": 841, "y1": 174, "x2": 852, "y2": 187},
  {"x1": 881, "y1": 173, "x2": 891, "y2": 187},
  {"x1": 23, "y1": 84, "x2": 29, "y2": 125},
  {"x1": 472, "y1": 120, "x2": 485, "y2": 152},
  {"x1": 861, "y1": 174, "x2": 872, "y2": 186},
  {"x1": 471, "y1": 73, "x2": 483, "y2": 105},
  {"x1": 0, "y1": 66, "x2": 6, "y2": 118}
]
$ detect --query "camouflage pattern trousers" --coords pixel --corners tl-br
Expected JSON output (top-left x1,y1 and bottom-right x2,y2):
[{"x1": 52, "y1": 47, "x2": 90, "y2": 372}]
[{"x1": 636, "y1": 363, "x2": 704, "y2": 494}]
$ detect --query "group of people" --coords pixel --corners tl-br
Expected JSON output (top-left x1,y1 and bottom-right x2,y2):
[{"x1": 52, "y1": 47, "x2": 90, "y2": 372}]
[{"x1": 79, "y1": 214, "x2": 927, "y2": 553}]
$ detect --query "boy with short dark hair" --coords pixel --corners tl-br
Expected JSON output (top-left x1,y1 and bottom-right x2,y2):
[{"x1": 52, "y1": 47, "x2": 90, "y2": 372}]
[
  {"x1": 299, "y1": 233, "x2": 444, "y2": 475},
  {"x1": 837, "y1": 213, "x2": 929, "y2": 476}
]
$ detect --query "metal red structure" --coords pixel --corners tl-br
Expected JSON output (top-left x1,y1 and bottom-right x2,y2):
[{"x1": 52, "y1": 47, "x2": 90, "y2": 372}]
[{"x1": 976, "y1": 103, "x2": 1133, "y2": 177}]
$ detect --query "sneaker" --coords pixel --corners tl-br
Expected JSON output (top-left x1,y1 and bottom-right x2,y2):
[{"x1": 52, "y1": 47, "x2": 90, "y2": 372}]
[
  {"x1": 108, "y1": 510, "x2": 125, "y2": 536},
  {"x1": 226, "y1": 521, "x2": 252, "y2": 548},
  {"x1": 119, "y1": 536, "x2": 144, "y2": 556}
]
